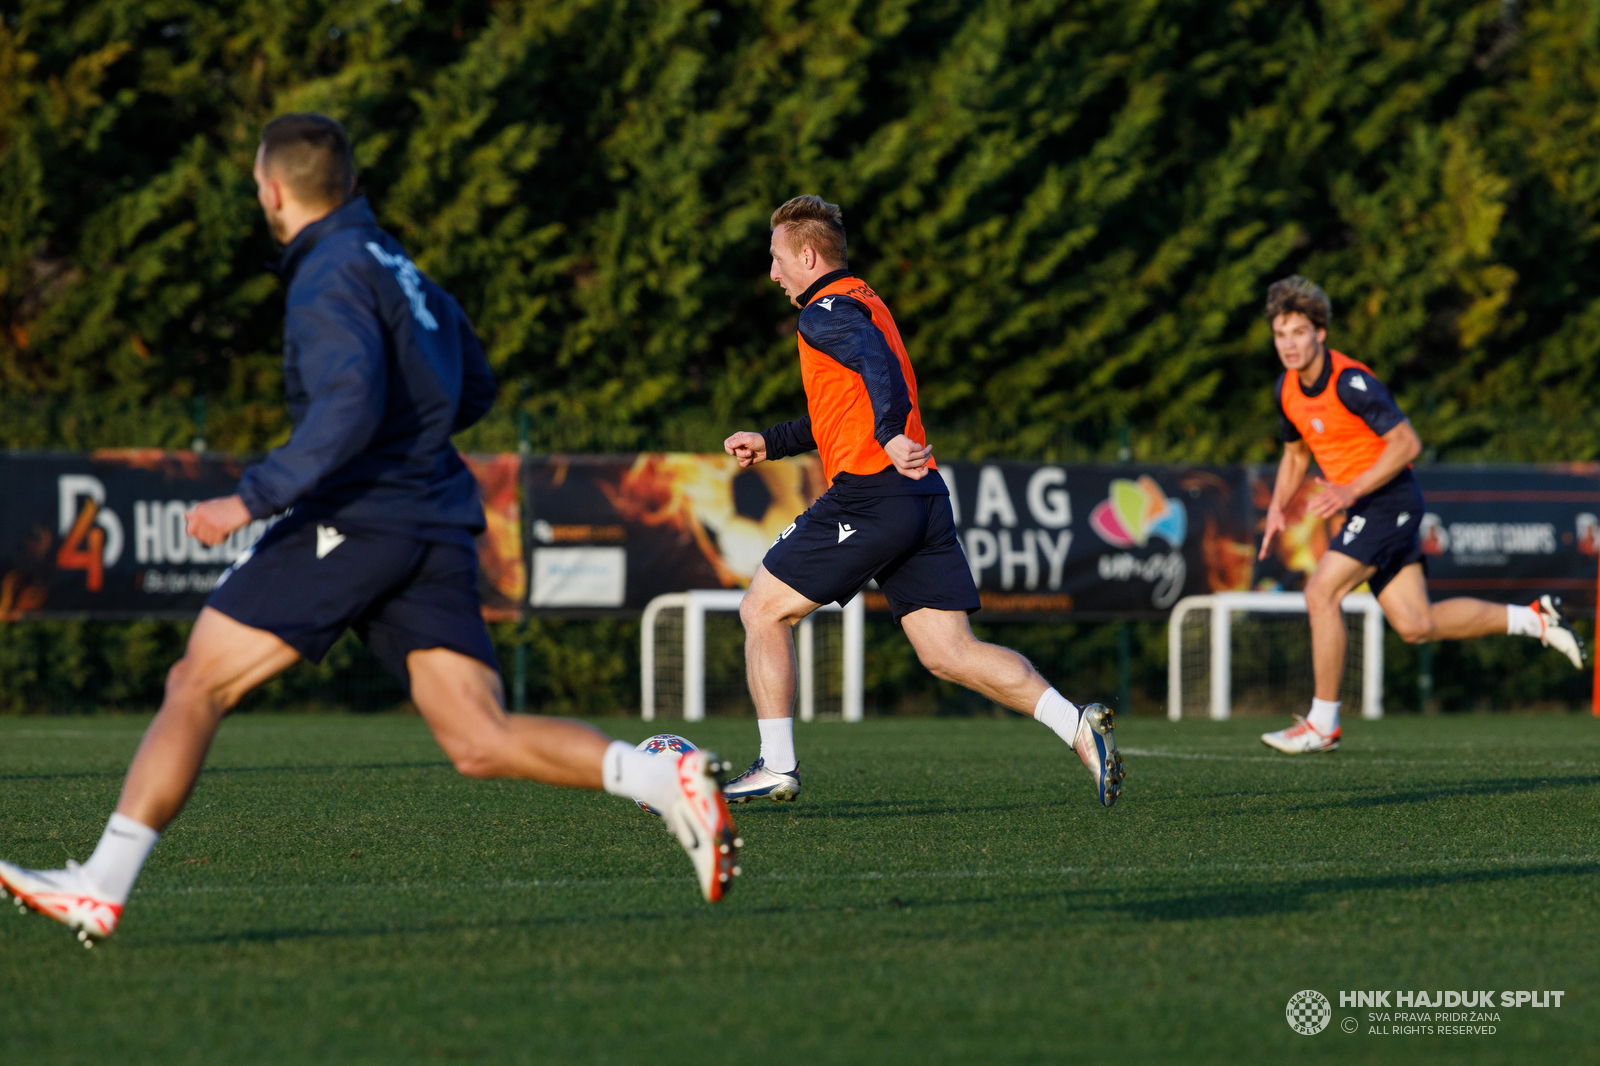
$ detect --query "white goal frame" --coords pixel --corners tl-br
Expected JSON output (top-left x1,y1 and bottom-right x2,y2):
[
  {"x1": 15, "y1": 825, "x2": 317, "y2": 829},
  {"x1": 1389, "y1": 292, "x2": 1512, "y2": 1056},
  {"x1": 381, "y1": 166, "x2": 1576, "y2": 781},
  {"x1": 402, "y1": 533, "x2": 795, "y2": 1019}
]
[
  {"x1": 641, "y1": 589, "x2": 865, "y2": 723},
  {"x1": 1167, "y1": 591, "x2": 1385, "y2": 721}
]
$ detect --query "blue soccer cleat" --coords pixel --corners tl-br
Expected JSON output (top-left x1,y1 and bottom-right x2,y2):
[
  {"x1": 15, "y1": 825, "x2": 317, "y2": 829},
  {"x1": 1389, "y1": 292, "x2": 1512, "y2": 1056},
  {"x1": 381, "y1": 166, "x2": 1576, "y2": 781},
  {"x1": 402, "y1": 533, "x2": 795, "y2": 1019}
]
[{"x1": 1073, "y1": 703, "x2": 1124, "y2": 808}]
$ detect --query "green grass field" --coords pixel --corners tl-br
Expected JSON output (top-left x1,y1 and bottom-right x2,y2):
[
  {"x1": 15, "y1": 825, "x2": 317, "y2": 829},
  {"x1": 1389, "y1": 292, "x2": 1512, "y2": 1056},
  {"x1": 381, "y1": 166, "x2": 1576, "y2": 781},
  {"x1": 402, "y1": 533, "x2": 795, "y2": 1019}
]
[{"x1": 1, "y1": 712, "x2": 1596, "y2": 1064}]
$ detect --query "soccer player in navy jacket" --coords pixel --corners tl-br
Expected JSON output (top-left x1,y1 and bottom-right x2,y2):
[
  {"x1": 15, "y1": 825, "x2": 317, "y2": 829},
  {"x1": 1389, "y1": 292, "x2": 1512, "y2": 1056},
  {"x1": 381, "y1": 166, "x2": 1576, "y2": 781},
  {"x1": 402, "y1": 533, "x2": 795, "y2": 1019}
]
[{"x1": 0, "y1": 115, "x2": 739, "y2": 944}]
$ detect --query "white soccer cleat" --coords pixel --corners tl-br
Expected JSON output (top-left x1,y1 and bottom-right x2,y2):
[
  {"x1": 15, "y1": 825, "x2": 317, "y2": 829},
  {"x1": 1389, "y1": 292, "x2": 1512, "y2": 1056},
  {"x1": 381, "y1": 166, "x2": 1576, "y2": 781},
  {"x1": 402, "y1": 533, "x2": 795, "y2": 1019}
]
[
  {"x1": 0, "y1": 859, "x2": 121, "y2": 947},
  {"x1": 1534, "y1": 595, "x2": 1586, "y2": 669},
  {"x1": 722, "y1": 758, "x2": 801, "y2": 803},
  {"x1": 1072, "y1": 703, "x2": 1125, "y2": 808},
  {"x1": 661, "y1": 749, "x2": 742, "y2": 903},
  {"x1": 1260, "y1": 715, "x2": 1340, "y2": 754}
]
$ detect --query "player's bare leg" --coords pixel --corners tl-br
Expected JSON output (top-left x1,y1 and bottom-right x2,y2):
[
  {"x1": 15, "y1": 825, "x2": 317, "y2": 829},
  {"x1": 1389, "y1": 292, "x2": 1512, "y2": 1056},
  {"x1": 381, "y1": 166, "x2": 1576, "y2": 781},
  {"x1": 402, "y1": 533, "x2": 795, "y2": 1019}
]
[
  {"x1": 900, "y1": 607, "x2": 1123, "y2": 807},
  {"x1": 408, "y1": 648, "x2": 611, "y2": 787},
  {"x1": 118, "y1": 608, "x2": 304, "y2": 829},
  {"x1": 899, "y1": 607, "x2": 1048, "y2": 709},
  {"x1": 1267, "y1": 556, "x2": 1588, "y2": 757},
  {"x1": 0, "y1": 607, "x2": 302, "y2": 945},
  {"x1": 1263, "y1": 550, "x2": 1371, "y2": 753},
  {"x1": 725, "y1": 565, "x2": 818, "y2": 801},
  {"x1": 1376, "y1": 565, "x2": 1583, "y2": 666},
  {"x1": 407, "y1": 647, "x2": 740, "y2": 901},
  {"x1": 1302, "y1": 550, "x2": 1375, "y2": 703}
]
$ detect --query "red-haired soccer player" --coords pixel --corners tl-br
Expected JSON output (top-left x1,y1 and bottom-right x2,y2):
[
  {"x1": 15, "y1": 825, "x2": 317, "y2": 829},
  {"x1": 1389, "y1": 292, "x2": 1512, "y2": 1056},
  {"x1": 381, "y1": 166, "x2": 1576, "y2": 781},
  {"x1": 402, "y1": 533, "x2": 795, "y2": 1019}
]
[
  {"x1": 1258, "y1": 276, "x2": 1585, "y2": 753},
  {"x1": 721, "y1": 196, "x2": 1124, "y2": 806}
]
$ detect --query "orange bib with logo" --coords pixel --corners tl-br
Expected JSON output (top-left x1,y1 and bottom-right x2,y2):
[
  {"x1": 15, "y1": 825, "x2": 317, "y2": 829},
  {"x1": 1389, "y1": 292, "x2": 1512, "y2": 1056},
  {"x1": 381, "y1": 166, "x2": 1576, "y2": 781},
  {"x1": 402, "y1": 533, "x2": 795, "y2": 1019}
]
[
  {"x1": 799, "y1": 277, "x2": 933, "y2": 485},
  {"x1": 1279, "y1": 350, "x2": 1390, "y2": 485}
]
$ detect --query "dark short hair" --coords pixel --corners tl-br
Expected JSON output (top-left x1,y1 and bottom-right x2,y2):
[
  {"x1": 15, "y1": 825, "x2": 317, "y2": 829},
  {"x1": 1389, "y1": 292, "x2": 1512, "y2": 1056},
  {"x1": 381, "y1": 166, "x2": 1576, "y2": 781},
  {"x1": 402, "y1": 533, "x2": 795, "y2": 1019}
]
[
  {"x1": 260, "y1": 113, "x2": 354, "y2": 208},
  {"x1": 1265, "y1": 275, "x2": 1331, "y2": 330},
  {"x1": 770, "y1": 195, "x2": 847, "y2": 267}
]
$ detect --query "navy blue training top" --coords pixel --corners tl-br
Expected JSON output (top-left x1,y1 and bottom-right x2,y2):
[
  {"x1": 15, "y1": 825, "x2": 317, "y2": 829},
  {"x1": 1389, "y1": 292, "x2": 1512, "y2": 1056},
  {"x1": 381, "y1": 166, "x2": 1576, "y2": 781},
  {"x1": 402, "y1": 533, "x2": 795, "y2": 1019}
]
[{"x1": 236, "y1": 197, "x2": 496, "y2": 546}]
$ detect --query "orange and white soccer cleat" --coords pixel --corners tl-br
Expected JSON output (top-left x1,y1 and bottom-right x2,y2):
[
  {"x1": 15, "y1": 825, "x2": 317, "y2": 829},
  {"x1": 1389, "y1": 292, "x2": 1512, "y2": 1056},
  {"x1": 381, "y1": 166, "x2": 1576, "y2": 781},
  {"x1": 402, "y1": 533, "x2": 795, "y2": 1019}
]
[
  {"x1": 1260, "y1": 715, "x2": 1340, "y2": 754},
  {"x1": 0, "y1": 859, "x2": 121, "y2": 948},
  {"x1": 662, "y1": 749, "x2": 742, "y2": 903},
  {"x1": 1533, "y1": 595, "x2": 1586, "y2": 669}
]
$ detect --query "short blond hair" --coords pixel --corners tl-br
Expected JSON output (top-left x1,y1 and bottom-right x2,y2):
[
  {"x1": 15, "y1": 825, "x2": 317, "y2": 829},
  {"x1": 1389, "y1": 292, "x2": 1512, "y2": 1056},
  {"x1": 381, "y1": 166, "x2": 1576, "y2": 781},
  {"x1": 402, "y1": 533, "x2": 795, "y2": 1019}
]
[{"x1": 770, "y1": 195, "x2": 847, "y2": 267}]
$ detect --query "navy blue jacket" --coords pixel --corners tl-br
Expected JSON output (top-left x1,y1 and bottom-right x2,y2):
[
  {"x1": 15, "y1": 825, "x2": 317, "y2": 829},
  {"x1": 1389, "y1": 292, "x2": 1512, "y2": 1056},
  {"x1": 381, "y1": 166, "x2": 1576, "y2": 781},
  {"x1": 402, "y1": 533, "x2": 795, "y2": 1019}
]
[{"x1": 237, "y1": 198, "x2": 495, "y2": 543}]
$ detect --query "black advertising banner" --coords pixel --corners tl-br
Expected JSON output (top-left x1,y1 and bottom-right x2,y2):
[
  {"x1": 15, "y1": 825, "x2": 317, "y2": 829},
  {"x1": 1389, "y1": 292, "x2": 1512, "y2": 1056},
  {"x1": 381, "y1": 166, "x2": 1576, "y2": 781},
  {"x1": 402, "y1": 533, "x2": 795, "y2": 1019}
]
[
  {"x1": 935, "y1": 462, "x2": 1256, "y2": 618},
  {"x1": 0, "y1": 450, "x2": 266, "y2": 619},
  {"x1": 521, "y1": 454, "x2": 829, "y2": 613},
  {"x1": 519, "y1": 455, "x2": 1257, "y2": 618},
  {"x1": 1251, "y1": 463, "x2": 1600, "y2": 610},
  {"x1": 5, "y1": 452, "x2": 1595, "y2": 620},
  {"x1": 0, "y1": 451, "x2": 524, "y2": 621}
]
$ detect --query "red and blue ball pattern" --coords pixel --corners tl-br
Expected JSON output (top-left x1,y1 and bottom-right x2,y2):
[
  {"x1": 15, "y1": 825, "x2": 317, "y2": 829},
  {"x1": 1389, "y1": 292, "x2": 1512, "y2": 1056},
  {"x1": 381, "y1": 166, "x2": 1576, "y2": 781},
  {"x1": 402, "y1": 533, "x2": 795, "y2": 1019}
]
[{"x1": 634, "y1": 733, "x2": 698, "y2": 814}]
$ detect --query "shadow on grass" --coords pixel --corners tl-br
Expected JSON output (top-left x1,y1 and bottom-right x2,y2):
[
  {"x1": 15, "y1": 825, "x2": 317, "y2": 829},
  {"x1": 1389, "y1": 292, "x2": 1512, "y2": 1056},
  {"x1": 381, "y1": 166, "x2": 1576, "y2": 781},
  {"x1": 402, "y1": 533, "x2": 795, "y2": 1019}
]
[
  {"x1": 1285, "y1": 774, "x2": 1600, "y2": 811},
  {"x1": 147, "y1": 898, "x2": 778, "y2": 948},
  {"x1": 1107, "y1": 860, "x2": 1600, "y2": 922},
  {"x1": 760, "y1": 799, "x2": 1050, "y2": 820}
]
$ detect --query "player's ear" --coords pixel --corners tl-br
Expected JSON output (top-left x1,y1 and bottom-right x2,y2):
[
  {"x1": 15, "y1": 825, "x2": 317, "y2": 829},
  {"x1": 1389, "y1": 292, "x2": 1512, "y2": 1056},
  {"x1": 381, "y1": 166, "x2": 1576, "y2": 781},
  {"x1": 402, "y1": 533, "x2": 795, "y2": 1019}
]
[{"x1": 1316, "y1": 327, "x2": 1326, "y2": 344}]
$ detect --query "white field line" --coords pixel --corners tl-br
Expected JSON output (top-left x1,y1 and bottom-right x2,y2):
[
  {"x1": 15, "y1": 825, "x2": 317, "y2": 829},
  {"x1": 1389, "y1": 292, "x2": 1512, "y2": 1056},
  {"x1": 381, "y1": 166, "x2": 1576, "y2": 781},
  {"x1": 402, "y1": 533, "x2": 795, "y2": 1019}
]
[{"x1": 137, "y1": 853, "x2": 1600, "y2": 898}]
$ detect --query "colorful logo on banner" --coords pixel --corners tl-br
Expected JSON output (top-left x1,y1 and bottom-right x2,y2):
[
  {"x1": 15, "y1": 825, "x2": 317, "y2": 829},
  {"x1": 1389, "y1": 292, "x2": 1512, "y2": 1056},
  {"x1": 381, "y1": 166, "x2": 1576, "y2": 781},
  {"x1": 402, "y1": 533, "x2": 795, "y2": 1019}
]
[{"x1": 1089, "y1": 476, "x2": 1187, "y2": 549}]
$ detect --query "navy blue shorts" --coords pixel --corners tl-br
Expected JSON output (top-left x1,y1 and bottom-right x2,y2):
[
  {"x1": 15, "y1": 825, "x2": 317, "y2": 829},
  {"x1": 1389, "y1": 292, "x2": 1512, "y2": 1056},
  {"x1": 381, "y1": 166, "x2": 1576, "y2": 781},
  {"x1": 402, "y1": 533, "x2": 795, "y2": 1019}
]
[
  {"x1": 763, "y1": 491, "x2": 981, "y2": 623},
  {"x1": 206, "y1": 516, "x2": 498, "y2": 689},
  {"x1": 1327, "y1": 476, "x2": 1427, "y2": 596}
]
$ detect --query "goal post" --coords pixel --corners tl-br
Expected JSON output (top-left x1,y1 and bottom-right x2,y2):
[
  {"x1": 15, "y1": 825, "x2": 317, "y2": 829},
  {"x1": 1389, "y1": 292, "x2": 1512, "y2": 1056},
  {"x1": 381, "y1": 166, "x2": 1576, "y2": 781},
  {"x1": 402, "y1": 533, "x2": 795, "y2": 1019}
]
[
  {"x1": 1167, "y1": 591, "x2": 1385, "y2": 721},
  {"x1": 641, "y1": 589, "x2": 865, "y2": 722}
]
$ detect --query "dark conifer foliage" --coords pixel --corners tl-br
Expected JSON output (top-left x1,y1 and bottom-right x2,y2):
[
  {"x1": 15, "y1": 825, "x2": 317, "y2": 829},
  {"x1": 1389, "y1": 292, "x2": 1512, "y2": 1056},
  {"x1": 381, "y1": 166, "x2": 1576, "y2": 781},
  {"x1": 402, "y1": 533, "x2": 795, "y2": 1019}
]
[
  {"x1": 4, "y1": 1, "x2": 1599, "y2": 715},
  {"x1": 4, "y1": 0, "x2": 1599, "y2": 461}
]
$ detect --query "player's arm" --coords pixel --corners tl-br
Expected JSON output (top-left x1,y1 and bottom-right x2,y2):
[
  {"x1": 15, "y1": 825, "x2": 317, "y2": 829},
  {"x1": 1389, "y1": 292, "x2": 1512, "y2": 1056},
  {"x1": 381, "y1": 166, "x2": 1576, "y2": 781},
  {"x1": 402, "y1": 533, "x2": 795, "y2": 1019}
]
[
  {"x1": 1259, "y1": 376, "x2": 1311, "y2": 559},
  {"x1": 1307, "y1": 369, "x2": 1422, "y2": 518},
  {"x1": 725, "y1": 417, "x2": 817, "y2": 470},
  {"x1": 1260, "y1": 439, "x2": 1312, "y2": 560},
  {"x1": 203, "y1": 268, "x2": 388, "y2": 543},
  {"x1": 797, "y1": 298, "x2": 931, "y2": 479},
  {"x1": 1308, "y1": 421, "x2": 1422, "y2": 518}
]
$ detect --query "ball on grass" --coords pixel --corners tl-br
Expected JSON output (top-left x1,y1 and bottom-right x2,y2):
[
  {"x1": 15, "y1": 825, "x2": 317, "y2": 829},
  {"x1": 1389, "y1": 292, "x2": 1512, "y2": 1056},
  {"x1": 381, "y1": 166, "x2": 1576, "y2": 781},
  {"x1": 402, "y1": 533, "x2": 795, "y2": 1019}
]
[{"x1": 633, "y1": 733, "x2": 697, "y2": 815}]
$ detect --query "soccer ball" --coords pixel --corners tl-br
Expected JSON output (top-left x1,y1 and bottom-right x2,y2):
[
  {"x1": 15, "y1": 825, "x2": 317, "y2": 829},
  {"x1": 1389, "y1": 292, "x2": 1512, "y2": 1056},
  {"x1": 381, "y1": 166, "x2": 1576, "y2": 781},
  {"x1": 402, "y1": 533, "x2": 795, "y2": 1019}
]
[{"x1": 634, "y1": 733, "x2": 698, "y2": 815}]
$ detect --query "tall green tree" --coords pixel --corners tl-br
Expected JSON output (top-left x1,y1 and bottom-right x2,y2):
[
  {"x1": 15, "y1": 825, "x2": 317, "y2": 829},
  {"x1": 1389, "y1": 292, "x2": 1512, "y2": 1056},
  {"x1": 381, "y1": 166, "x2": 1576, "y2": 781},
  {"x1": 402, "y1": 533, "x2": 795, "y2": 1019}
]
[{"x1": 5, "y1": 0, "x2": 1600, "y2": 464}]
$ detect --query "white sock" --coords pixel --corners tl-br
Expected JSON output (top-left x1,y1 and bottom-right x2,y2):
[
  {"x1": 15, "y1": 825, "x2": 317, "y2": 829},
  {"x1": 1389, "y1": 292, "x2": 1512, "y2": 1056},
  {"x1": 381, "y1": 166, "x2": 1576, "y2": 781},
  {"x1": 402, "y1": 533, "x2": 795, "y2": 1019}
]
[
  {"x1": 1308, "y1": 698, "x2": 1340, "y2": 734},
  {"x1": 1032, "y1": 688, "x2": 1080, "y2": 744},
  {"x1": 80, "y1": 813, "x2": 159, "y2": 904},
  {"x1": 601, "y1": 741, "x2": 679, "y2": 812},
  {"x1": 759, "y1": 717, "x2": 797, "y2": 773},
  {"x1": 1507, "y1": 604, "x2": 1542, "y2": 637}
]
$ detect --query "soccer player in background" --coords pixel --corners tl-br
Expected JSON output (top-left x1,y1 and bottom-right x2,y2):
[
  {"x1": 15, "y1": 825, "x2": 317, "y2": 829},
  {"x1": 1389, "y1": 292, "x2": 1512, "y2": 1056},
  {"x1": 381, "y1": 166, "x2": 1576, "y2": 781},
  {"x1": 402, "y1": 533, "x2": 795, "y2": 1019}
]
[
  {"x1": 720, "y1": 196, "x2": 1124, "y2": 807},
  {"x1": 1257, "y1": 276, "x2": 1585, "y2": 753},
  {"x1": 0, "y1": 114, "x2": 740, "y2": 945}
]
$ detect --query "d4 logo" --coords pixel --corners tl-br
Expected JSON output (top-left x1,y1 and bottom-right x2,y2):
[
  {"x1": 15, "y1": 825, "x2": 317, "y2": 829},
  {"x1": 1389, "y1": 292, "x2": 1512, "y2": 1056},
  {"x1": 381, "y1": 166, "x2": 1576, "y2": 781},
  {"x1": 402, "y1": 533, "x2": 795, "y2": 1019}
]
[{"x1": 56, "y1": 476, "x2": 124, "y2": 591}]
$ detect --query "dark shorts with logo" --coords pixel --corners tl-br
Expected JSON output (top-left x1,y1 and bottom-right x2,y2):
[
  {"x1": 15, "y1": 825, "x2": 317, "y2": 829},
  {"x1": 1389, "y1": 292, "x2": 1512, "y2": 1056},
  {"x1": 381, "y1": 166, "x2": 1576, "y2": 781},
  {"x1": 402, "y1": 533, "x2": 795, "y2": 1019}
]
[
  {"x1": 762, "y1": 491, "x2": 981, "y2": 623},
  {"x1": 1326, "y1": 473, "x2": 1427, "y2": 596},
  {"x1": 206, "y1": 515, "x2": 498, "y2": 689}
]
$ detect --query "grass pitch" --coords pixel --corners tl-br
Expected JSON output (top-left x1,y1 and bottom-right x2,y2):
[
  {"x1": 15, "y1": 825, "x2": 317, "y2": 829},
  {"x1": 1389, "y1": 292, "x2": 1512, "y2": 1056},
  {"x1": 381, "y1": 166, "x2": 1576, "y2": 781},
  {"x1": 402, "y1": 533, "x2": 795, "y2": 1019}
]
[{"x1": 1, "y1": 712, "x2": 1596, "y2": 1065}]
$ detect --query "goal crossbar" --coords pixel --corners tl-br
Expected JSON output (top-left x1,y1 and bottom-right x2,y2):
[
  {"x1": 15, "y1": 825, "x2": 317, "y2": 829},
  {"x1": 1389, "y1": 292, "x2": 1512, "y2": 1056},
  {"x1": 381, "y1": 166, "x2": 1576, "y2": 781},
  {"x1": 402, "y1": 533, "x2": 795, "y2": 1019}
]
[
  {"x1": 1167, "y1": 591, "x2": 1385, "y2": 721},
  {"x1": 641, "y1": 589, "x2": 865, "y2": 723}
]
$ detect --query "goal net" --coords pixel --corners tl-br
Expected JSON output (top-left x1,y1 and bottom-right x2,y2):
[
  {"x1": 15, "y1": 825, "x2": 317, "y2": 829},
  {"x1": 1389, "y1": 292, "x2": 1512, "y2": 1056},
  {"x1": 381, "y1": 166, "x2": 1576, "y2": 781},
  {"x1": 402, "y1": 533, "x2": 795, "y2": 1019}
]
[
  {"x1": 1167, "y1": 591, "x2": 1385, "y2": 720},
  {"x1": 641, "y1": 590, "x2": 864, "y2": 722}
]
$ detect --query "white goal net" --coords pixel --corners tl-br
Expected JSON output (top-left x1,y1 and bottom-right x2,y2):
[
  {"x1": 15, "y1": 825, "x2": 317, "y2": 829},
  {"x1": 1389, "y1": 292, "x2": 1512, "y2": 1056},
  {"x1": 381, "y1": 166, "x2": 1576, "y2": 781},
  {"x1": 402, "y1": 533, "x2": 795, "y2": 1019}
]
[
  {"x1": 641, "y1": 590, "x2": 864, "y2": 722},
  {"x1": 1167, "y1": 591, "x2": 1385, "y2": 720}
]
